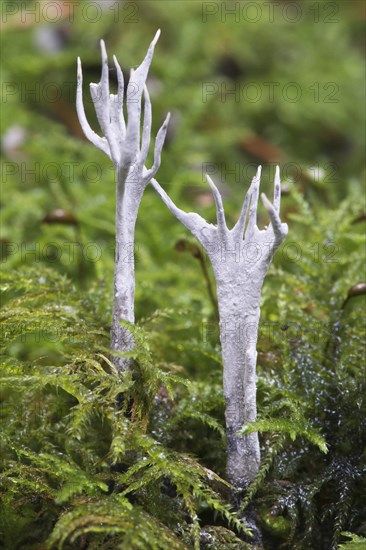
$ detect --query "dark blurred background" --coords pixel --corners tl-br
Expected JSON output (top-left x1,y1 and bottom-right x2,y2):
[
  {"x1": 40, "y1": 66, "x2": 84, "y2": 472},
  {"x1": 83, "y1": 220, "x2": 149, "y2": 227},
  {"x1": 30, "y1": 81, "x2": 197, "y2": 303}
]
[{"x1": 1, "y1": 0, "x2": 365, "y2": 301}]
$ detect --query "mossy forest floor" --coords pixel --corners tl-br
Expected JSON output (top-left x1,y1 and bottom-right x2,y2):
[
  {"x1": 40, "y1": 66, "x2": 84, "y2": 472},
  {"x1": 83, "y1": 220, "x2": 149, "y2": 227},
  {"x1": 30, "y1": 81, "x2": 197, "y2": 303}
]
[{"x1": 1, "y1": 1, "x2": 365, "y2": 548}]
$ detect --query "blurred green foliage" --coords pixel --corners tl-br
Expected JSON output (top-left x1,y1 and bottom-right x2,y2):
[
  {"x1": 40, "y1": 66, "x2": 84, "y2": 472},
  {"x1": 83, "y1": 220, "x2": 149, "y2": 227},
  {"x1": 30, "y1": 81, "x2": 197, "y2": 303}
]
[{"x1": 1, "y1": 1, "x2": 365, "y2": 548}]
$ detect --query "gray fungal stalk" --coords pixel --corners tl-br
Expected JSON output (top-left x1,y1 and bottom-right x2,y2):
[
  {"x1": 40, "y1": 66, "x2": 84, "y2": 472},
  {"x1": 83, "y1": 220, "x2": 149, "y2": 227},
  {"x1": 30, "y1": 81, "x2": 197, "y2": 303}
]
[
  {"x1": 151, "y1": 167, "x2": 288, "y2": 489},
  {"x1": 76, "y1": 31, "x2": 170, "y2": 372}
]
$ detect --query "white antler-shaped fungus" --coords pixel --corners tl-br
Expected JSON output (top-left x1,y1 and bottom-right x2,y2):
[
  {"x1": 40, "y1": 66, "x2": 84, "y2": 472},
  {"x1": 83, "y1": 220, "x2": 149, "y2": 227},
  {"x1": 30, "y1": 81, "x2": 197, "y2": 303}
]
[
  {"x1": 151, "y1": 167, "x2": 288, "y2": 489},
  {"x1": 77, "y1": 31, "x2": 170, "y2": 371}
]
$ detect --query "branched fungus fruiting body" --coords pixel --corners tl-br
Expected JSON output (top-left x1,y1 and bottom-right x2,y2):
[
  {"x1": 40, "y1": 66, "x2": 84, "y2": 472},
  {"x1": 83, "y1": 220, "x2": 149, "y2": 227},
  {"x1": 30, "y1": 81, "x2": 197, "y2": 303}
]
[
  {"x1": 151, "y1": 167, "x2": 288, "y2": 488},
  {"x1": 77, "y1": 31, "x2": 288, "y2": 492},
  {"x1": 76, "y1": 31, "x2": 170, "y2": 372}
]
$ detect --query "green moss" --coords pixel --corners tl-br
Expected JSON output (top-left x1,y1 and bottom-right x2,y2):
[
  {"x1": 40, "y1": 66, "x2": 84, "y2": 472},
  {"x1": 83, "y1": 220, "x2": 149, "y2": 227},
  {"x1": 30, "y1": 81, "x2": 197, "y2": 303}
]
[{"x1": 1, "y1": 1, "x2": 365, "y2": 548}]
